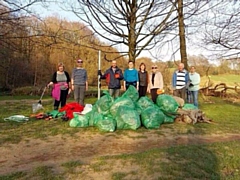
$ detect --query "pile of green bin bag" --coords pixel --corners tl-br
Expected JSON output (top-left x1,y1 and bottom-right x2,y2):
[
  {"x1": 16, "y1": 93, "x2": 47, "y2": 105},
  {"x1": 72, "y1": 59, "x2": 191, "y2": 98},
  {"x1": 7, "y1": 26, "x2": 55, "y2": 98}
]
[
  {"x1": 156, "y1": 94, "x2": 179, "y2": 123},
  {"x1": 69, "y1": 85, "x2": 180, "y2": 132}
]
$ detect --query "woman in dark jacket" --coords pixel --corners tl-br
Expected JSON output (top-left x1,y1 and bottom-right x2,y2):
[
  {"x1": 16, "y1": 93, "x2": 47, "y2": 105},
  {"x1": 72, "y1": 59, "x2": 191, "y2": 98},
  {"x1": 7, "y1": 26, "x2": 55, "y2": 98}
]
[
  {"x1": 47, "y1": 62, "x2": 71, "y2": 110},
  {"x1": 138, "y1": 63, "x2": 148, "y2": 97}
]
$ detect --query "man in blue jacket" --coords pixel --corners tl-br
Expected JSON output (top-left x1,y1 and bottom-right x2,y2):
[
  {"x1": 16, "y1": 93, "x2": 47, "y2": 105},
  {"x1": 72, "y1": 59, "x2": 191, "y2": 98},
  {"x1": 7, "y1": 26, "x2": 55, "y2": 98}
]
[
  {"x1": 98, "y1": 60, "x2": 123, "y2": 98},
  {"x1": 172, "y1": 63, "x2": 189, "y2": 101}
]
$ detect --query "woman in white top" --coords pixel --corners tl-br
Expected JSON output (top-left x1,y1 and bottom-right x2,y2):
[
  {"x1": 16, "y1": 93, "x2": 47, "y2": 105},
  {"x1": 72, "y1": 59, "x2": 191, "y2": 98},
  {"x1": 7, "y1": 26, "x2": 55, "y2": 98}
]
[{"x1": 147, "y1": 65, "x2": 164, "y2": 103}]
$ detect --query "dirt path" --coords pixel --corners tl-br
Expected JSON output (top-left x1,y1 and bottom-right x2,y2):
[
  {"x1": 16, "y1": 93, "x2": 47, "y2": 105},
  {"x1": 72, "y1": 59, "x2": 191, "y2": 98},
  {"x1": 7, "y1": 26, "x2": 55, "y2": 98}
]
[
  {"x1": 0, "y1": 99, "x2": 52, "y2": 105},
  {"x1": 1, "y1": 131, "x2": 240, "y2": 175}
]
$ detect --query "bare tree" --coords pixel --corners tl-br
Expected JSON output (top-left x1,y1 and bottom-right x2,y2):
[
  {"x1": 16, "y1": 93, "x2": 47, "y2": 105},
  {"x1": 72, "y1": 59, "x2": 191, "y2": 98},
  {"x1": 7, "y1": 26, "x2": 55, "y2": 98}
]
[
  {"x1": 189, "y1": 0, "x2": 240, "y2": 59},
  {"x1": 62, "y1": 0, "x2": 182, "y2": 63},
  {"x1": 177, "y1": 0, "x2": 188, "y2": 68}
]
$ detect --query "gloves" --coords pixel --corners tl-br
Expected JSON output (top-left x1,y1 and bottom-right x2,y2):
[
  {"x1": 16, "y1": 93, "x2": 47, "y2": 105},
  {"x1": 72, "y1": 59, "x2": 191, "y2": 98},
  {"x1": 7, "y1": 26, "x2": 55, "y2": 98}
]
[
  {"x1": 98, "y1": 70, "x2": 102, "y2": 76},
  {"x1": 189, "y1": 83, "x2": 194, "y2": 87},
  {"x1": 114, "y1": 73, "x2": 120, "y2": 79}
]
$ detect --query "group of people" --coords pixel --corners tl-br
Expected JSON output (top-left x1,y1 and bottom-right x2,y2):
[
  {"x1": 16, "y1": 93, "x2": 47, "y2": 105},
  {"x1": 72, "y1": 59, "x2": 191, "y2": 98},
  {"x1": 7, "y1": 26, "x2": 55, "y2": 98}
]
[
  {"x1": 99, "y1": 61, "x2": 201, "y2": 107},
  {"x1": 47, "y1": 59, "x2": 200, "y2": 110},
  {"x1": 172, "y1": 63, "x2": 200, "y2": 108},
  {"x1": 47, "y1": 59, "x2": 88, "y2": 110},
  {"x1": 98, "y1": 60, "x2": 164, "y2": 104}
]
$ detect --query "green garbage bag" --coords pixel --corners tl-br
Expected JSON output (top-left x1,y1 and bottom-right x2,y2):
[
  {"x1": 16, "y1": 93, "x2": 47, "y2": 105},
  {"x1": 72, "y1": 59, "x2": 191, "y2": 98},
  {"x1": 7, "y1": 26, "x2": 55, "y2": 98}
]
[
  {"x1": 115, "y1": 106, "x2": 141, "y2": 130},
  {"x1": 137, "y1": 96, "x2": 155, "y2": 111},
  {"x1": 96, "y1": 116, "x2": 116, "y2": 132},
  {"x1": 182, "y1": 103, "x2": 198, "y2": 110},
  {"x1": 141, "y1": 106, "x2": 165, "y2": 129},
  {"x1": 4, "y1": 115, "x2": 29, "y2": 122},
  {"x1": 163, "y1": 114, "x2": 175, "y2": 123},
  {"x1": 69, "y1": 112, "x2": 89, "y2": 127},
  {"x1": 47, "y1": 110, "x2": 65, "y2": 118},
  {"x1": 88, "y1": 108, "x2": 104, "y2": 127},
  {"x1": 134, "y1": 102, "x2": 142, "y2": 116},
  {"x1": 94, "y1": 92, "x2": 114, "y2": 115},
  {"x1": 122, "y1": 85, "x2": 139, "y2": 102},
  {"x1": 110, "y1": 96, "x2": 135, "y2": 118},
  {"x1": 156, "y1": 94, "x2": 179, "y2": 113}
]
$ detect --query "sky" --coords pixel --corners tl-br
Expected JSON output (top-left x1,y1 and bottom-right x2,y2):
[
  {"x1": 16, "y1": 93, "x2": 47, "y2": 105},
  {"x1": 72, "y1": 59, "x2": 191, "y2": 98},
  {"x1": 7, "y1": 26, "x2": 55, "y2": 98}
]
[
  {"x1": 30, "y1": 2, "x2": 186, "y2": 61},
  {"x1": 29, "y1": 1, "x2": 235, "y2": 64}
]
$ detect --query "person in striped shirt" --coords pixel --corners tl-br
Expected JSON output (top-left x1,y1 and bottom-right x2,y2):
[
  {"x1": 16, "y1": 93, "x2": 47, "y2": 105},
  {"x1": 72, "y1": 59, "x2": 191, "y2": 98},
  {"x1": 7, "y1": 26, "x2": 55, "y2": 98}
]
[{"x1": 172, "y1": 63, "x2": 190, "y2": 101}]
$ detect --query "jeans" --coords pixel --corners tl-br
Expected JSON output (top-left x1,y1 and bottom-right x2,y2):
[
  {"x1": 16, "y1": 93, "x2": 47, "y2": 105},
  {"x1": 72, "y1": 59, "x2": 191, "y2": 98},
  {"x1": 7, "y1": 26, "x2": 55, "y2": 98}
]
[
  {"x1": 74, "y1": 85, "x2": 86, "y2": 106},
  {"x1": 109, "y1": 89, "x2": 120, "y2": 99},
  {"x1": 188, "y1": 90, "x2": 199, "y2": 108}
]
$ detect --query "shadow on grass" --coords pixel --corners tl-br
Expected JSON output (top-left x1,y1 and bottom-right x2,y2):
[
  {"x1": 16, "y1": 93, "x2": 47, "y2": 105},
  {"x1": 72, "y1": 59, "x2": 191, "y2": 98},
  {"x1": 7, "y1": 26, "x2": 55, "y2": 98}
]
[
  {"x1": 160, "y1": 135, "x2": 220, "y2": 179},
  {"x1": 154, "y1": 99, "x2": 222, "y2": 179}
]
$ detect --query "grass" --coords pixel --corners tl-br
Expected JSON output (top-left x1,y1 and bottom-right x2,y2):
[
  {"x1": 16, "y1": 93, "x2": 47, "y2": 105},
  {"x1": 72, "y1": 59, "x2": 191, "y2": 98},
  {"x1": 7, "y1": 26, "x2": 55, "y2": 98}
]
[
  {"x1": 62, "y1": 160, "x2": 84, "y2": 169},
  {"x1": 0, "y1": 91, "x2": 240, "y2": 179},
  {"x1": 0, "y1": 172, "x2": 27, "y2": 180},
  {"x1": 2, "y1": 141, "x2": 239, "y2": 179},
  {"x1": 201, "y1": 74, "x2": 240, "y2": 87},
  {"x1": 83, "y1": 140, "x2": 240, "y2": 180},
  {"x1": 0, "y1": 97, "x2": 98, "y2": 145},
  {"x1": 0, "y1": 96, "x2": 240, "y2": 144}
]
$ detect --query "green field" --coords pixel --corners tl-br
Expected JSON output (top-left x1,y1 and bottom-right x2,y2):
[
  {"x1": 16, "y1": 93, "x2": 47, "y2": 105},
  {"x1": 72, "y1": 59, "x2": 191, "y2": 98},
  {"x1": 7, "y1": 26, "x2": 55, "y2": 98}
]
[
  {"x1": 0, "y1": 93, "x2": 240, "y2": 179},
  {"x1": 200, "y1": 74, "x2": 240, "y2": 87},
  {"x1": 0, "y1": 74, "x2": 240, "y2": 179}
]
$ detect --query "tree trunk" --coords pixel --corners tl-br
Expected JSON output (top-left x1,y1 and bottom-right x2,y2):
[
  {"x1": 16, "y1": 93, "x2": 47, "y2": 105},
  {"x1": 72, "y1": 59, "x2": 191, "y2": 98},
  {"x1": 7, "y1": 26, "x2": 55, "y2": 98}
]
[
  {"x1": 177, "y1": 0, "x2": 188, "y2": 70},
  {"x1": 128, "y1": 0, "x2": 137, "y2": 63}
]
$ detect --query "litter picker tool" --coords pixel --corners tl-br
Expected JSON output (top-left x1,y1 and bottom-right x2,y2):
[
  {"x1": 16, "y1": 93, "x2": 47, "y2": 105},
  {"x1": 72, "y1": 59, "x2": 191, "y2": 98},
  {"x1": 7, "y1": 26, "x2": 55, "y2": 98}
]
[{"x1": 32, "y1": 86, "x2": 47, "y2": 113}]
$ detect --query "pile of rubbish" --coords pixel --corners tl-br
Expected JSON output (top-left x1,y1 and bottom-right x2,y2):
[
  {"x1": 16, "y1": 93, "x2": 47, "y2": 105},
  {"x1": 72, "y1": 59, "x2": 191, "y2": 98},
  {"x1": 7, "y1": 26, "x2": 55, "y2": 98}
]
[
  {"x1": 4, "y1": 85, "x2": 202, "y2": 128},
  {"x1": 29, "y1": 102, "x2": 84, "y2": 121},
  {"x1": 69, "y1": 85, "x2": 196, "y2": 132}
]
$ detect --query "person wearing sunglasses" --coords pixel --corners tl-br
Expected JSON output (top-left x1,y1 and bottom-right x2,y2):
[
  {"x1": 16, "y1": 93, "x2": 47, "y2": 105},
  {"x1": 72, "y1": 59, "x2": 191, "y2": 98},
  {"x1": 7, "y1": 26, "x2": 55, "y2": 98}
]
[
  {"x1": 71, "y1": 59, "x2": 88, "y2": 106},
  {"x1": 147, "y1": 65, "x2": 164, "y2": 103}
]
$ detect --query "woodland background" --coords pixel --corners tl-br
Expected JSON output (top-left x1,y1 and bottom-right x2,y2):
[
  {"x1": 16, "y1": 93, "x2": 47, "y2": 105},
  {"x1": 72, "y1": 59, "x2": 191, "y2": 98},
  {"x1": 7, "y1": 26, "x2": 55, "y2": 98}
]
[{"x1": 1, "y1": 1, "x2": 240, "y2": 94}]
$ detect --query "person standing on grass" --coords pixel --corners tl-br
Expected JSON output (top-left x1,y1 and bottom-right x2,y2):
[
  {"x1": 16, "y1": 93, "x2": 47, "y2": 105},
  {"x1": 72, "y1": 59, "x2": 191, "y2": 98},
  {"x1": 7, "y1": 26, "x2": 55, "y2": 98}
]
[
  {"x1": 47, "y1": 62, "x2": 71, "y2": 110},
  {"x1": 188, "y1": 66, "x2": 201, "y2": 108},
  {"x1": 71, "y1": 59, "x2": 88, "y2": 106},
  {"x1": 147, "y1": 65, "x2": 164, "y2": 103},
  {"x1": 123, "y1": 61, "x2": 139, "y2": 91},
  {"x1": 138, "y1": 62, "x2": 149, "y2": 97},
  {"x1": 98, "y1": 60, "x2": 124, "y2": 99},
  {"x1": 172, "y1": 63, "x2": 189, "y2": 102}
]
